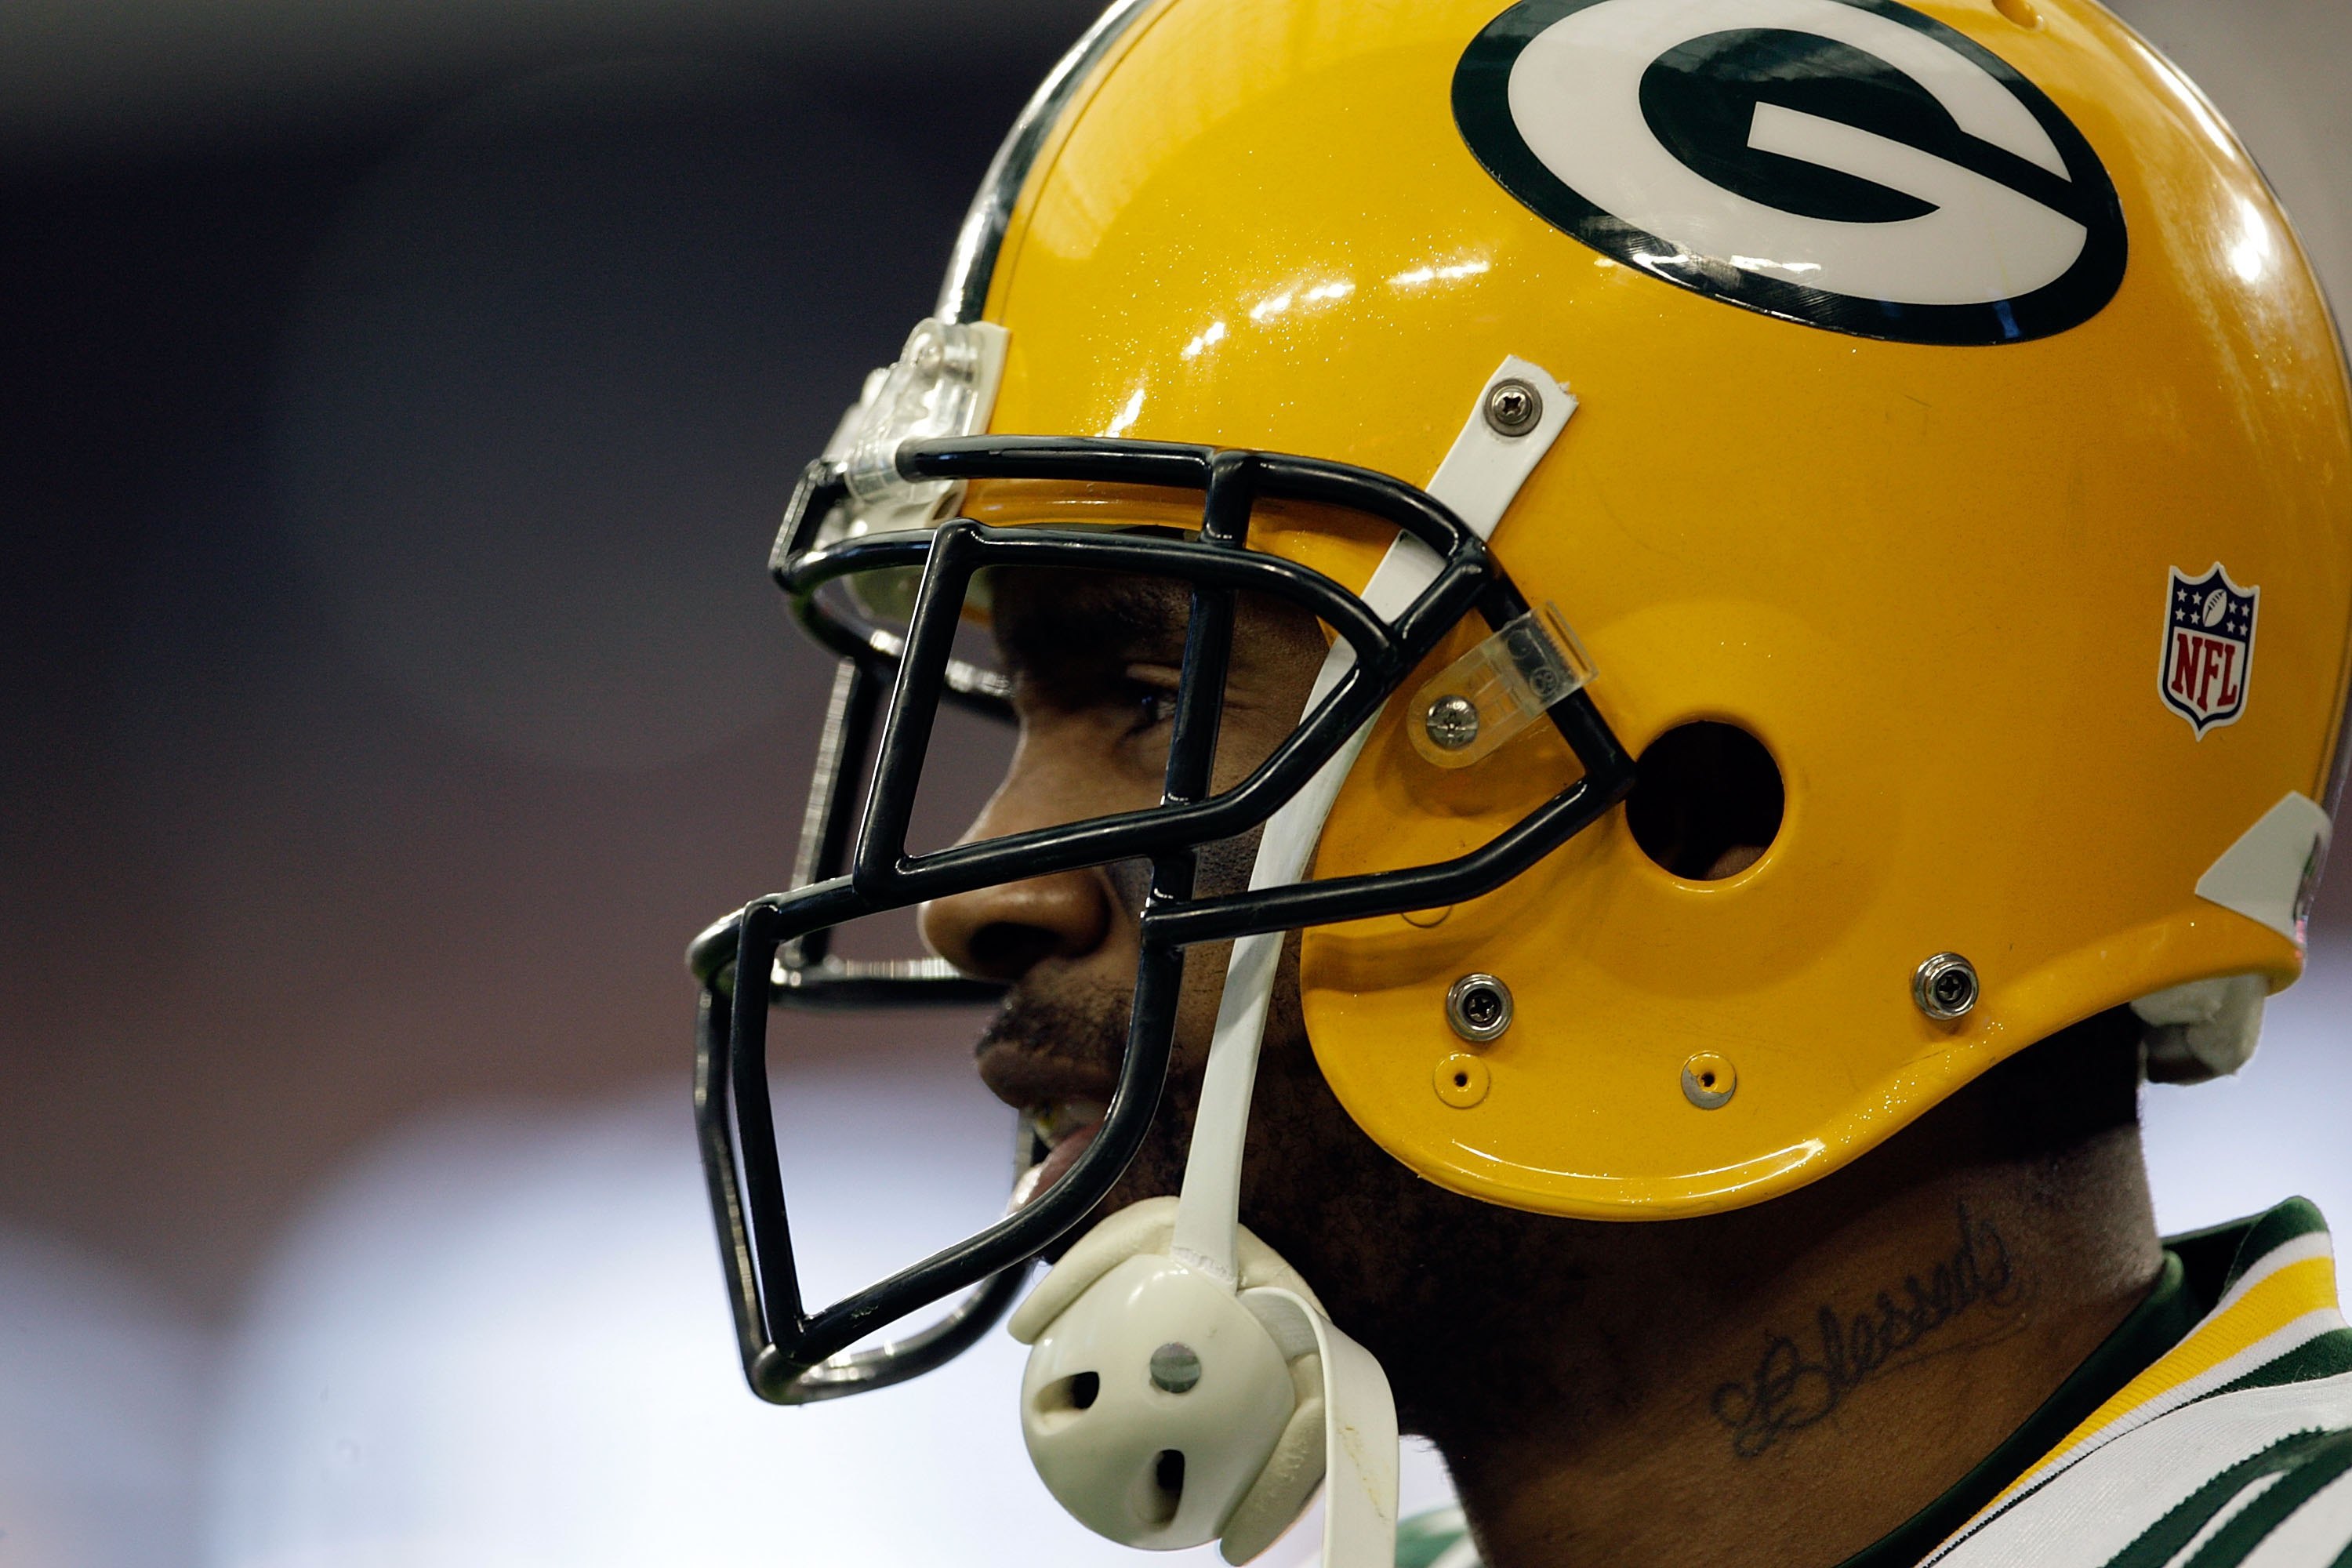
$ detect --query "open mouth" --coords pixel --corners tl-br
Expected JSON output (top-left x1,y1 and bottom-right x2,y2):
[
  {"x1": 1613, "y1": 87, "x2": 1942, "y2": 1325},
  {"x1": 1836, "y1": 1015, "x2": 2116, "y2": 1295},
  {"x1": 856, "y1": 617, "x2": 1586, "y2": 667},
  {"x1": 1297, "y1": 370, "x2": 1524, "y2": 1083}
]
[{"x1": 1011, "y1": 1097, "x2": 1108, "y2": 1210}]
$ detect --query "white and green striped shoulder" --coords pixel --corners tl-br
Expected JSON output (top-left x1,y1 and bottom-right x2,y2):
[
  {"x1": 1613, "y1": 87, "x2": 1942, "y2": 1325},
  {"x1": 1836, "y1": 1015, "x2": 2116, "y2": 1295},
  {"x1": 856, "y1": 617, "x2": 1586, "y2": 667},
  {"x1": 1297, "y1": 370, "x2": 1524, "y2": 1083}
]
[{"x1": 1922, "y1": 1199, "x2": 2352, "y2": 1568}]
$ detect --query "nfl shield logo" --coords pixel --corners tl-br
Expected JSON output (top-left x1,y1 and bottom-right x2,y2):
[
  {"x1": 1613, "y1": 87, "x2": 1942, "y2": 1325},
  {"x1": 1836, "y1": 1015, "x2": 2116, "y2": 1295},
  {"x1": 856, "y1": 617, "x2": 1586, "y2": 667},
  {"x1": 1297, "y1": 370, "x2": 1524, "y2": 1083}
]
[{"x1": 2159, "y1": 564, "x2": 2258, "y2": 736}]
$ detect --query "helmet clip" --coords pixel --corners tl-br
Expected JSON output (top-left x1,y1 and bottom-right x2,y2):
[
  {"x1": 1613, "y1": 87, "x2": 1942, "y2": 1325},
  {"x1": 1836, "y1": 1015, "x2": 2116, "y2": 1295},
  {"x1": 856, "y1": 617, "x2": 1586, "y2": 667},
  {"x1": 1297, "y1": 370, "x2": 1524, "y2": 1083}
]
[{"x1": 1410, "y1": 604, "x2": 1595, "y2": 769}]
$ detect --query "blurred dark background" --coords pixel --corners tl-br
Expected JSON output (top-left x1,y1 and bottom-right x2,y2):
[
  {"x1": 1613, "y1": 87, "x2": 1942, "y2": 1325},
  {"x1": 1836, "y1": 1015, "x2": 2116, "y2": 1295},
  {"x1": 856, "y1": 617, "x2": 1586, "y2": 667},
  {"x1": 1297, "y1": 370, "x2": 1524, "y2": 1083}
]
[
  {"x1": 0, "y1": 0, "x2": 2347, "y2": 1363},
  {"x1": 0, "y1": 4, "x2": 2347, "y2": 1564},
  {"x1": 0, "y1": 0, "x2": 1108, "y2": 1325}
]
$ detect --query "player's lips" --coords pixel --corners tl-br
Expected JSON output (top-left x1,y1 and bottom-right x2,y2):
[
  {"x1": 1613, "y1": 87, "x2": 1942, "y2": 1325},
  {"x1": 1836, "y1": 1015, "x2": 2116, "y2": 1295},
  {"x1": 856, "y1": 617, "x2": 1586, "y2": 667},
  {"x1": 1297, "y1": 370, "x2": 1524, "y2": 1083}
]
[
  {"x1": 1014, "y1": 1097, "x2": 1107, "y2": 1210},
  {"x1": 976, "y1": 1024, "x2": 1121, "y2": 1209},
  {"x1": 978, "y1": 1038, "x2": 1117, "y2": 1108},
  {"x1": 1030, "y1": 1095, "x2": 1109, "y2": 1149}
]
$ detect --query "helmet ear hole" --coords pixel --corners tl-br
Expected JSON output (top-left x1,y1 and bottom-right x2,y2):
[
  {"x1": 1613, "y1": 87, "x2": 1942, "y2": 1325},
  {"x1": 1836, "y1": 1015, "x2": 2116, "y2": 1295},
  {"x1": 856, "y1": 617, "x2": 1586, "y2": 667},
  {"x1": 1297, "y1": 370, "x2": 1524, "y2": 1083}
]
[{"x1": 1625, "y1": 722, "x2": 1784, "y2": 881}]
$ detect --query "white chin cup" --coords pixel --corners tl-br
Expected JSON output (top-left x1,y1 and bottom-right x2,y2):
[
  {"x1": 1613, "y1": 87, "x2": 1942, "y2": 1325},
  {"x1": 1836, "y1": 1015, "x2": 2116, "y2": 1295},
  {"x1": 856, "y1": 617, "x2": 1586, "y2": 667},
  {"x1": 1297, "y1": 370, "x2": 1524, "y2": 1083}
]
[
  {"x1": 1012, "y1": 1199, "x2": 1340, "y2": 1562},
  {"x1": 1021, "y1": 1252, "x2": 1294, "y2": 1548}
]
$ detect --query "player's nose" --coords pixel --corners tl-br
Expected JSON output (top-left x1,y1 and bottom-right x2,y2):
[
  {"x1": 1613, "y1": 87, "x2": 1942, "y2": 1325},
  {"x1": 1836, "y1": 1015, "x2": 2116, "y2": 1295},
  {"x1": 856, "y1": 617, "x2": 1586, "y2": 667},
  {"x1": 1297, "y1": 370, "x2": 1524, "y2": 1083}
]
[
  {"x1": 920, "y1": 869, "x2": 1111, "y2": 981},
  {"x1": 918, "y1": 787, "x2": 1115, "y2": 982}
]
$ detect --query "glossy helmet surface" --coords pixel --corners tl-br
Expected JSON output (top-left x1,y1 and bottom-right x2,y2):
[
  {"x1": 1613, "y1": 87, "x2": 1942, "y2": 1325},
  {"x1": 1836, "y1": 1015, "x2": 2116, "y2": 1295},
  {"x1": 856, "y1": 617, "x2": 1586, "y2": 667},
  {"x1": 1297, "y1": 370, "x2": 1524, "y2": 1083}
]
[{"x1": 958, "y1": 0, "x2": 2352, "y2": 1218}]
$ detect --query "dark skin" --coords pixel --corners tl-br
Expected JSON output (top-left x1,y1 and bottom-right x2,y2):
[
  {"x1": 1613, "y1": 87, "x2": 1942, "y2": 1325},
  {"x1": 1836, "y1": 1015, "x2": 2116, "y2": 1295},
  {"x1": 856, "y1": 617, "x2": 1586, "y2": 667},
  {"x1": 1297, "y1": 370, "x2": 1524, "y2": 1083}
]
[{"x1": 919, "y1": 568, "x2": 2163, "y2": 1568}]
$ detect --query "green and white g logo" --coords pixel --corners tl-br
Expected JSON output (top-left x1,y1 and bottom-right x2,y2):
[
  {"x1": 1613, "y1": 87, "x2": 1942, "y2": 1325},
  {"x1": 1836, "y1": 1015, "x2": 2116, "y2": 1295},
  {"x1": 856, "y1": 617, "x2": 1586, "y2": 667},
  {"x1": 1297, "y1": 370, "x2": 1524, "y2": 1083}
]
[{"x1": 1454, "y1": 0, "x2": 2126, "y2": 345}]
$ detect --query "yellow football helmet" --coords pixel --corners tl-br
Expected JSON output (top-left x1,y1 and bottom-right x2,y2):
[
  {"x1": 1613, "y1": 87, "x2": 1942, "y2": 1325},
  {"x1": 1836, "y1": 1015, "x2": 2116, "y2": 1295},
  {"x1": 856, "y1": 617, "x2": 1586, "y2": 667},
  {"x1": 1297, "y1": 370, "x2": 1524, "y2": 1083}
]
[
  {"x1": 691, "y1": 0, "x2": 2350, "y2": 1418},
  {"x1": 966, "y1": 0, "x2": 2352, "y2": 1220}
]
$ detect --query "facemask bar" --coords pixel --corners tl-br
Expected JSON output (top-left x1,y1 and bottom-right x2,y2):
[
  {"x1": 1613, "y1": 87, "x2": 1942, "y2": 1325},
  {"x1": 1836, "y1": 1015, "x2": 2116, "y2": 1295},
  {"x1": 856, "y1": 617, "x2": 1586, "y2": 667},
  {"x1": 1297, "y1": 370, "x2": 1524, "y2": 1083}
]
[
  {"x1": 691, "y1": 434, "x2": 1636, "y2": 1404},
  {"x1": 685, "y1": 654, "x2": 1029, "y2": 1407},
  {"x1": 771, "y1": 657, "x2": 1014, "y2": 1007}
]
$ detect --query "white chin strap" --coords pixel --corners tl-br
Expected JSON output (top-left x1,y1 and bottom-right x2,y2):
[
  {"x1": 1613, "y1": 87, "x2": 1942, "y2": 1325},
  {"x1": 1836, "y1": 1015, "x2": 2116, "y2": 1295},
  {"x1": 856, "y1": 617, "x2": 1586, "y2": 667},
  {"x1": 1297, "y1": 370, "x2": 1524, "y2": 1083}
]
[{"x1": 1014, "y1": 360, "x2": 1575, "y2": 1565}]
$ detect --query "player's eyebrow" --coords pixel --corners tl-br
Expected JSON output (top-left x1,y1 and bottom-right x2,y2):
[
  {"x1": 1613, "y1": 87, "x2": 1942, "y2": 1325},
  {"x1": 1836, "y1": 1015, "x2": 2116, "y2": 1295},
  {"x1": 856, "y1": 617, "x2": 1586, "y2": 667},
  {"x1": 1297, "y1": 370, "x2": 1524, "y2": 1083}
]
[{"x1": 991, "y1": 570, "x2": 1193, "y2": 688}]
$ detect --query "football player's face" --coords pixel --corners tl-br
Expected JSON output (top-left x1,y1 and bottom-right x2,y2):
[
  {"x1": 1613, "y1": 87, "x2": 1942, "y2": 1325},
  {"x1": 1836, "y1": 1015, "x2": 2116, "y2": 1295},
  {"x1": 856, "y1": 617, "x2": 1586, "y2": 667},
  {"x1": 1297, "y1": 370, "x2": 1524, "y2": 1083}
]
[
  {"x1": 916, "y1": 566, "x2": 1330, "y2": 1236},
  {"x1": 917, "y1": 567, "x2": 1621, "y2": 1422}
]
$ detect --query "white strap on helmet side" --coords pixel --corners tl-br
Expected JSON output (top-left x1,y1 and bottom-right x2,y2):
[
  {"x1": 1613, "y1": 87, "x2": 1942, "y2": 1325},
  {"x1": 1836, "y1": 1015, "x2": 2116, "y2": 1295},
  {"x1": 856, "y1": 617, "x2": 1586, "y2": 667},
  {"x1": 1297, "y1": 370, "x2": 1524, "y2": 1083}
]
[
  {"x1": 1172, "y1": 357, "x2": 1578, "y2": 1283},
  {"x1": 1016, "y1": 361, "x2": 1575, "y2": 1568}
]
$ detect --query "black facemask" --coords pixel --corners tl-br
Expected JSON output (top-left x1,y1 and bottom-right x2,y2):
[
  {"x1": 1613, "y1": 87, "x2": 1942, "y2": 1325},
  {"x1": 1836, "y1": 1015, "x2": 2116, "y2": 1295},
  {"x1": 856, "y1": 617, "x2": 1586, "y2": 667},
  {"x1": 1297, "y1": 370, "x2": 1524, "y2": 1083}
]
[{"x1": 691, "y1": 433, "x2": 1635, "y2": 1404}]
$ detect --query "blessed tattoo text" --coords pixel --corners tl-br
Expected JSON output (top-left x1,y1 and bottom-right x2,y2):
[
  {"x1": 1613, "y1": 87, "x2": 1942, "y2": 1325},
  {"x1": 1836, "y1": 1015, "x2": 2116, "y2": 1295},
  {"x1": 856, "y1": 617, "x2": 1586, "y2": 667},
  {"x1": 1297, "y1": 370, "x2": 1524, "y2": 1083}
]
[{"x1": 1709, "y1": 1203, "x2": 2025, "y2": 1458}]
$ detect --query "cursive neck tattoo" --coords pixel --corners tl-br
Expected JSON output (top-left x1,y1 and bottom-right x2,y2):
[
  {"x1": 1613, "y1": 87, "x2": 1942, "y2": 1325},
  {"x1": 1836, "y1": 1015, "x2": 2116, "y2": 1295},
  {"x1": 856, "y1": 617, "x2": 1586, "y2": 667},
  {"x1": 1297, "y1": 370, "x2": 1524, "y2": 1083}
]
[{"x1": 1710, "y1": 1202, "x2": 2027, "y2": 1459}]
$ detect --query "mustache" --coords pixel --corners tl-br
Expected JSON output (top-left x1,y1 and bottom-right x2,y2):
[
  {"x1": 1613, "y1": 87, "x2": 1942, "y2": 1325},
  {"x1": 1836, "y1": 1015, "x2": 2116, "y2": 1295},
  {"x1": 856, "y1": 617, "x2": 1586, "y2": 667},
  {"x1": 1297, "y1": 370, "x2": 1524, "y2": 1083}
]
[{"x1": 973, "y1": 986, "x2": 1134, "y2": 1067}]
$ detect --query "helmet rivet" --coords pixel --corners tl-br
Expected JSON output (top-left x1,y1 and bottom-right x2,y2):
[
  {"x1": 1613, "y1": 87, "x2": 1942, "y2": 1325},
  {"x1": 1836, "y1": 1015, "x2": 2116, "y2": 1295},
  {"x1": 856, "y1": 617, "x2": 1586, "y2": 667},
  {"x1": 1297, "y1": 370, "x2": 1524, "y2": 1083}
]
[
  {"x1": 1681, "y1": 1051, "x2": 1737, "y2": 1109},
  {"x1": 1425, "y1": 693, "x2": 1481, "y2": 750},
  {"x1": 1148, "y1": 1341, "x2": 1201, "y2": 1394},
  {"x1": 1445, "y1": 973, "x2": 1513, "y2": 1042},
  {"x1": 1483, "y1": 377, "x2": 1543, "y2": 437},
  {"x1": 1913, "y1": 953, "x2": 1980, "y2": 1021}
]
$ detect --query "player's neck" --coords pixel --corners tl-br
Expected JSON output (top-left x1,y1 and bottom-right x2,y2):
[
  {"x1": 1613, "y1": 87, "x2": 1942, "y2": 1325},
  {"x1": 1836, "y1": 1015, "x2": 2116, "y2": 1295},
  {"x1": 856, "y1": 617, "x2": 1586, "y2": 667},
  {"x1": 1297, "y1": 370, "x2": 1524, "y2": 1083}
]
[{"x1": 1425, "y1": 1130, "x2": 2162, "y2": 1568}]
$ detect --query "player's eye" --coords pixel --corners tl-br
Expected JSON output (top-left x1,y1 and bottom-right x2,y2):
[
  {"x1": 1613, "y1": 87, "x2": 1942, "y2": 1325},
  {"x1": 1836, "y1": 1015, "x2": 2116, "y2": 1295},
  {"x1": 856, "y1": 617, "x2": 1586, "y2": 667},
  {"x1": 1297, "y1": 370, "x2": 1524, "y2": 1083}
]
[{"x1": 1120, "y1": 670, "x2": 1181, "y2": 735}]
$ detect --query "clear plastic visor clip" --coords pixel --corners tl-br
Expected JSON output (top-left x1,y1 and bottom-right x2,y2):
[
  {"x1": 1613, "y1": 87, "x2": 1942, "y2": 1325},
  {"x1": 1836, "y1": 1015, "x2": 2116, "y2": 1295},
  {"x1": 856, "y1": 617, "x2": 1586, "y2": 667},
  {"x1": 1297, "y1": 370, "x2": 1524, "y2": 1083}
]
[
  {"x1": 826, "y1": 317, "x2": 1009, "y2": 539},
  {"x1": 1409, "y1": 604, "x2": 1595, "y2": 769},
  {"x1": 818, "y1": 317, "x2": 1009, "y2": 619}
]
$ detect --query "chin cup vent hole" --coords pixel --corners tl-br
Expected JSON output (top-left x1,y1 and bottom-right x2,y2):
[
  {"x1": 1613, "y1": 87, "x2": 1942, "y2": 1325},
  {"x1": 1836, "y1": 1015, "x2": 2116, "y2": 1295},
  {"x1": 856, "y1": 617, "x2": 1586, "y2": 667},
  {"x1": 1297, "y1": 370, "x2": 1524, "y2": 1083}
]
[
  {"x1": 1039, "y1": 1370, "x2": 1100, "y2": 1414},
  {"x1": 1625, "y1": 721, "x2": 1784, "y2": 881},
  {"x1": 1131, "y1": 1450, "x2": 1186, "y2": 1526}
]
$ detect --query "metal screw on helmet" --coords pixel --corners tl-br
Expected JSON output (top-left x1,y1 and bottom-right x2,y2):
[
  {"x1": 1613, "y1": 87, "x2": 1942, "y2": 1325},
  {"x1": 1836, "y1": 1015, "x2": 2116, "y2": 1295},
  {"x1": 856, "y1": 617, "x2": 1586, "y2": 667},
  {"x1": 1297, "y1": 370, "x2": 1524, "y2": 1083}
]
[
  {"x1": 1913, "y1": 953, "x2": 1980, "y2": 1021},
  {"x1": 1148, "y1": 1341, "x2": 1202, "y2": 1394},
  {"x1": 1424, "y1": 693, "x2": 1481, "y2": 751},
  {"x1": 1483, "y1": 377, "x2": 1543, "y2": 437},
  {"x1": 1445, "y1": 973, "x2": 1514, "y2": 1043}
]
